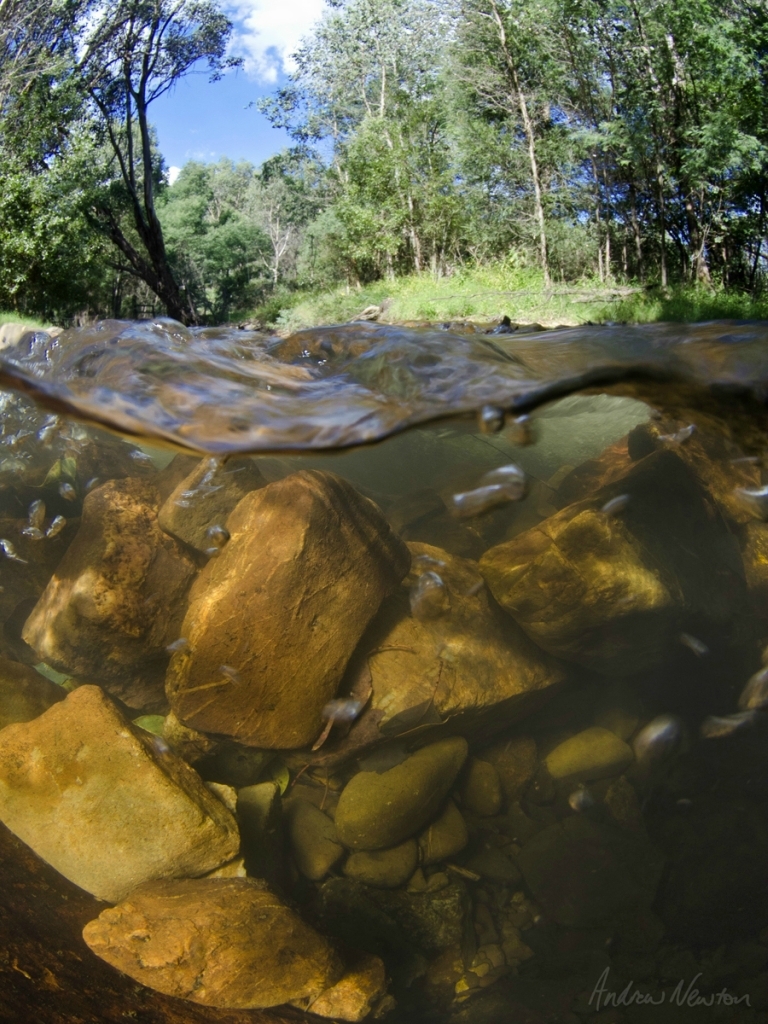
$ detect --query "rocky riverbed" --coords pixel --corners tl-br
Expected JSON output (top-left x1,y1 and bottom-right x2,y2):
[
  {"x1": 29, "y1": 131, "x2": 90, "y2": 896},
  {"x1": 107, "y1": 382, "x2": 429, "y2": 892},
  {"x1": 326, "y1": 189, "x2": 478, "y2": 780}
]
[{"x1": 0, "y1": 381, "x2": 768, "y2": 1023}]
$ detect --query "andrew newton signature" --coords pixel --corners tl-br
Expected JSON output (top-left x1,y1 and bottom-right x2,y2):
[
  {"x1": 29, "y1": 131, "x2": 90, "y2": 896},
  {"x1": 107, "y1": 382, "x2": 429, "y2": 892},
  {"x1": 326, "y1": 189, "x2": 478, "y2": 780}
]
[{"x1": 590, "y1": 967, "x2": 751, "y2": 1010}]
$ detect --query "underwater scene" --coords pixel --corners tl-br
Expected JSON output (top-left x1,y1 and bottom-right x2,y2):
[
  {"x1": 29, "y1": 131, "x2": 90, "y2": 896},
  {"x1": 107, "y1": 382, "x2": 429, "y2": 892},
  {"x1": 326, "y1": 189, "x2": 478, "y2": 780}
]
[{"x1": 1, "y1": 318, "x2": 768, "y2": 1023}]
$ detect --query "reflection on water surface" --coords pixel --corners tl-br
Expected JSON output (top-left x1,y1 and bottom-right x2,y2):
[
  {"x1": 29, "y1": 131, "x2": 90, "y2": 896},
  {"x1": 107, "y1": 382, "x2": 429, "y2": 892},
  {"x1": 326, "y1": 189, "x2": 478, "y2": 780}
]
[{"x1": 0, "y1": 318, "x2": 767, "y2": 1022}]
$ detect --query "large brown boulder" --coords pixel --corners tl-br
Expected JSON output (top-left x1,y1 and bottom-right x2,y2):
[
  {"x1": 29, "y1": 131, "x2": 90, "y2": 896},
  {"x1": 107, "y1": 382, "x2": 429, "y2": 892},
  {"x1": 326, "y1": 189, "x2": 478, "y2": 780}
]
[
  {"x1": 480, "y1": 449, "x2": 747, "y2": 674},
  {"x1": 166, "y1": 471, "x2": 410, "y2": 748},
  {"x1": 22, "y1": 479, "x2": 196, "y2": 709},
  {"x1": 82, "y1": 877, "x2": 343, "y2": 1009},
  {"x1": 342, "y1": 542, "x2": 563, "y2": 745},
  {"x1": 157, "y1": 455, "x2": 266, "y2": 552},
  {"x1": 0, "y1": 686, "x2": 239, "y2": 902}
]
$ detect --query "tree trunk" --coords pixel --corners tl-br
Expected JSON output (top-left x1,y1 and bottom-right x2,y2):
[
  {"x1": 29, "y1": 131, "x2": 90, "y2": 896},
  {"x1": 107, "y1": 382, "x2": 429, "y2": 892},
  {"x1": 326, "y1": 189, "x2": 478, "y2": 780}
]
[
  {"x1": 657, "y1": 164, "x2": 667, "y2": 287},
  {"x1": 515, "y1": 78, "x2": 550, "y2": 288},
  {"x1": 134, "y1": 91, "x2": 198, "y2": 325},
  {"x1": 629, "y1": 183, "x2": 643, "y2": 281},
  {"x1": 489, "y1": 0, "x2": 550, "y2": 288},
  {"x1": 683, "y1": 191, "x2": 710, "y2": 284}
]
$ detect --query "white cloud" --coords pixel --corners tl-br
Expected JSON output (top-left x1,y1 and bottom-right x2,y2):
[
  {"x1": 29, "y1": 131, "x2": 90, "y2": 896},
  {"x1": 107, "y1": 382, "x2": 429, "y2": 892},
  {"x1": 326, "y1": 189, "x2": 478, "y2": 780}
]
[
  {"x1": 226, "y1": 0, "x2": 327, "y2": 83},
  {"x1": 167, "y1": 166, "x2": 181, "y2": 185}
]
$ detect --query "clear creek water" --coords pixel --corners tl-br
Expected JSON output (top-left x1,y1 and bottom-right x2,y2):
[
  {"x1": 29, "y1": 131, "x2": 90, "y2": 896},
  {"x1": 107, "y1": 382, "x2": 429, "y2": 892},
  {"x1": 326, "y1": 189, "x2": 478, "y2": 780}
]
[{"x1": 0, "y1": 317, "x2": 767, "y2": 1024}]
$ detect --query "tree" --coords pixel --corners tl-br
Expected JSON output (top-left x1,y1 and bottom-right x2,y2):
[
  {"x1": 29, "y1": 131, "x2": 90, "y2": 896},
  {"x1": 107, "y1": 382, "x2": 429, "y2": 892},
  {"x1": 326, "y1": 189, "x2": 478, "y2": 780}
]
[
  {"x1": 159, "y1": 158, "x2": 272, "y2": 321},
  {"x1": 453, "y1": 0, "x2": 560, "y2": 287},
  {"x1": 261, "y1": 0, "x2": 463, "y2": 281},
  {"x1": 246, "y1": 149, "x2": 326, "y2": 287},
  {"x1": 73, "y1": 0, "x2": 240, "y2": 324}
]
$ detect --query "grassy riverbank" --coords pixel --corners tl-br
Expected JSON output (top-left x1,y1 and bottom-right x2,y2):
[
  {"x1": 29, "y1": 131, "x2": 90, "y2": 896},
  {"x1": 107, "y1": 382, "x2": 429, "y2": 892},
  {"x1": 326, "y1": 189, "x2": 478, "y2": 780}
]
[
  {"x1": 0, "y1": 312, "x2": 49, "y2": 331},
  {"x1": 250, "y1": 266, "x2": 768, "y2": 332}
]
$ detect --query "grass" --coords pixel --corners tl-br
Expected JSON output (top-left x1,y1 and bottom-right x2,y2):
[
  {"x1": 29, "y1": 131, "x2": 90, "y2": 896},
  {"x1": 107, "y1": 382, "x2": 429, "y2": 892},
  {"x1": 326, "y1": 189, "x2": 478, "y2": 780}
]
[
  {"x1": 0, "y1": 311, "x2": 51, "y2": 331},
  {"x1": 247, "y1": 263, "x2": 768, "y2": 333},
  {"x1": 608, "y1": 286, "x2": 768, "y2": 324}
]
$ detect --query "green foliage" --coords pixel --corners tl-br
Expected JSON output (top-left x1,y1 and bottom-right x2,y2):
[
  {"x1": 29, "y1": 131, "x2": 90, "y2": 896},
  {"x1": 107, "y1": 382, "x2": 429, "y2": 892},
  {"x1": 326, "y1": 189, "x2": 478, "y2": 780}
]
[
  {"x1": 0, "y1": 144, "x2": 112, "y2": 319},
  {"x1": 159, "y1": 160, "x2": 270, "y2": 321},
  {"x1": 4, "y1": 0, "x2": 768, "y2": 325}
]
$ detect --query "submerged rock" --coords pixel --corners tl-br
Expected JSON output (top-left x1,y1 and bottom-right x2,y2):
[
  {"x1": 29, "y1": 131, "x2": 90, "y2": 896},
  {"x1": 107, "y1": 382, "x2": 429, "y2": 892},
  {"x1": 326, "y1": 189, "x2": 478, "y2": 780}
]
[
  {"x1": 344, "y1": 838, "x2": 419, "y2": 888},
  {"x1": 335, "y1": 737, "x2": 468, "y2": 850},
  {"x1": 741, "y1": 522, "x2": 768, "y2": 625},
  {"x1": 516, "y1": 815, "x2": 664, "y2": 928},
  {"x1": 480, "y1": 736, "x2": 538, "y2": 805},
  {"x1": 82, "y1": 877, "x2": 343, "y2": 1009},
  {"x1": 418, "y1": 799, "x2": 468, "y2": 865},
  {"x1": 0, "y1": 657, "x2": 64, "y2": 729},
  {"x1": 480, "y1": 449, "x2": 747, "y2": 674},
  {"x1": 157, "y1": 455, "x2": 265, "y2": 552},
  {"x1": 311, "y1": 875, "x2": 468, "y2": 968},
  {"x1": 544, "y1": 726, "x2": 633, "y2": 783},
  {"x1": 0, "y1": 686, "x2": 239, "y2": 902},
  {"x1": 460, "y1": 758, "x2": 503, "y2": 817},
  {"x1": 236, "y1": 781, "x2": 284, "y2": 885},
  {"x1": 0, "y1": 514, "x2": 78, "y2": 660},
  {"x1": 306, "y1": 952, "x2": 388, "y2": 1021},
  {"x1": 288, "y1": 799, "x2": 345, "y2": 881},
  {"x1": 340, "y1": 543, "x2": 563, "y2": 748},
  {"x1": 22, "y1": 479, "x2": 196, "y2": 709},
  {"x1": 166, "y1": 470, "x2": 410, "y2": 748}
]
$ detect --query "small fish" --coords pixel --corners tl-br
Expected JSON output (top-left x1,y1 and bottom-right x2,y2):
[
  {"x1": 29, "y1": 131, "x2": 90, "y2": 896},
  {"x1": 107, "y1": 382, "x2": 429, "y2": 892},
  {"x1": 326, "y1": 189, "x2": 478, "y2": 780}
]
[
  {"x1": 451, "y1": 483, "x2": 520, "y2": 518},
  {"x1": 507, "y1": 414, "x2": 534, "y2": 446},
  {"x1": 204, "y1": 546, "x2": 221, "y2": 557},
  {"x1": 206, "y1": 524, "x2": 230, "y2": 549},
  {"x1": 219, "y1": 664, "x2": 241, "y2": 683},
  {"x1": 58, "y1": 482, "x2": 77, "y2": 501},
  {"x1": 27, "y1": 499, "x2": 45, "y2": 529},
  {"x1": 481, "y1": 463, "x2": 527, "y2": 498},
  {"x1": 21, "y1": 526, "x2": 44, "y2": 540},
  {"x1": 410, "y1": 571, "x2": 450, "y2": 621},
  {"x1": 734, "y1": 485, "x2": 768, "y2": 521},
  {"x1": 0, "y1": 538, "x2": 27, "y2": 564},
  {"x1": 478, "y1": 405, "x2": 505, "y2": 434},
  {"x1": 148, "y1": 734, "x2": 171, "y2": 756},
  {"x1": 414, "y1": 554, "x2": 446, "y2": 570},
  {"x1": 601, "y1": 494, "x2": 630, "y2": 516},
  {"x1": 701, "y1": 710, "x2": 757, "y2": 739},
  {"x1": 465, "y1": 579, "x2": 485, "y2": 597},
  {"x1": 568, "y1": 786, "x2": 595, "y2": 812},
  {"x1": 313, "y1": 696, "x2": 364, "y2": 753},
  {"x1": 659, "y1": 424, "x2": 696, "y2": 444},
  {"x1": 321, "y1": 698, "x2": 364, "y2": 723},
  {"x1": 84, "y1": 477, "x2": 100, "y2": 493},
  {"x1": 730, "y1": 456, "x2": 760, "y2": 465},
  {"x1": 679, "y1": 633, "x2": 709, "y2": 657},
  {"x1": 174, "y1": 500, "x2": 192, "y2": 508},
  {"x1": 129, "y1": 449, "x2": 153, "y2": 463},
  {"x1": 165, "y1": 637, "x2": 190, "y2": 654},
  {"x1": 738, "y1": 666, "x2": 768, "y2": 711},
  {"x1": 676, "y1": 797, "x2": 693, "y2": 809},
  {"x1": 199, "y1": 459, "x2": 221, "y2": 487},
  {"x1": 633, "y1": 714, "x2": 683, "y2": 767},
  {"x1": 45, "y1": 515, "x2": 66, "y2": 538},
  {"x1": 37, "y1": 417, "x2": 60, "y2": 444}
]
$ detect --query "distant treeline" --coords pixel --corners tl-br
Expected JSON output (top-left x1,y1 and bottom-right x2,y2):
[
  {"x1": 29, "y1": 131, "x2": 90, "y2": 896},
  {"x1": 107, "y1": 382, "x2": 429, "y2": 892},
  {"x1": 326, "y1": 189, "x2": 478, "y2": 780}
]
[{"x1": 0, "y1": 0, "x2": 766, "y2": 324}]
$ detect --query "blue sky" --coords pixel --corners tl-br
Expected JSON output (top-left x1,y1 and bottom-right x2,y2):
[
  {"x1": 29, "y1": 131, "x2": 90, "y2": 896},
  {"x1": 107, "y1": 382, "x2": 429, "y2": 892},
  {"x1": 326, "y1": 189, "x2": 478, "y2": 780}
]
[{"x1": 151, "y1": 0, "x2": 327, "y2": 178}]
